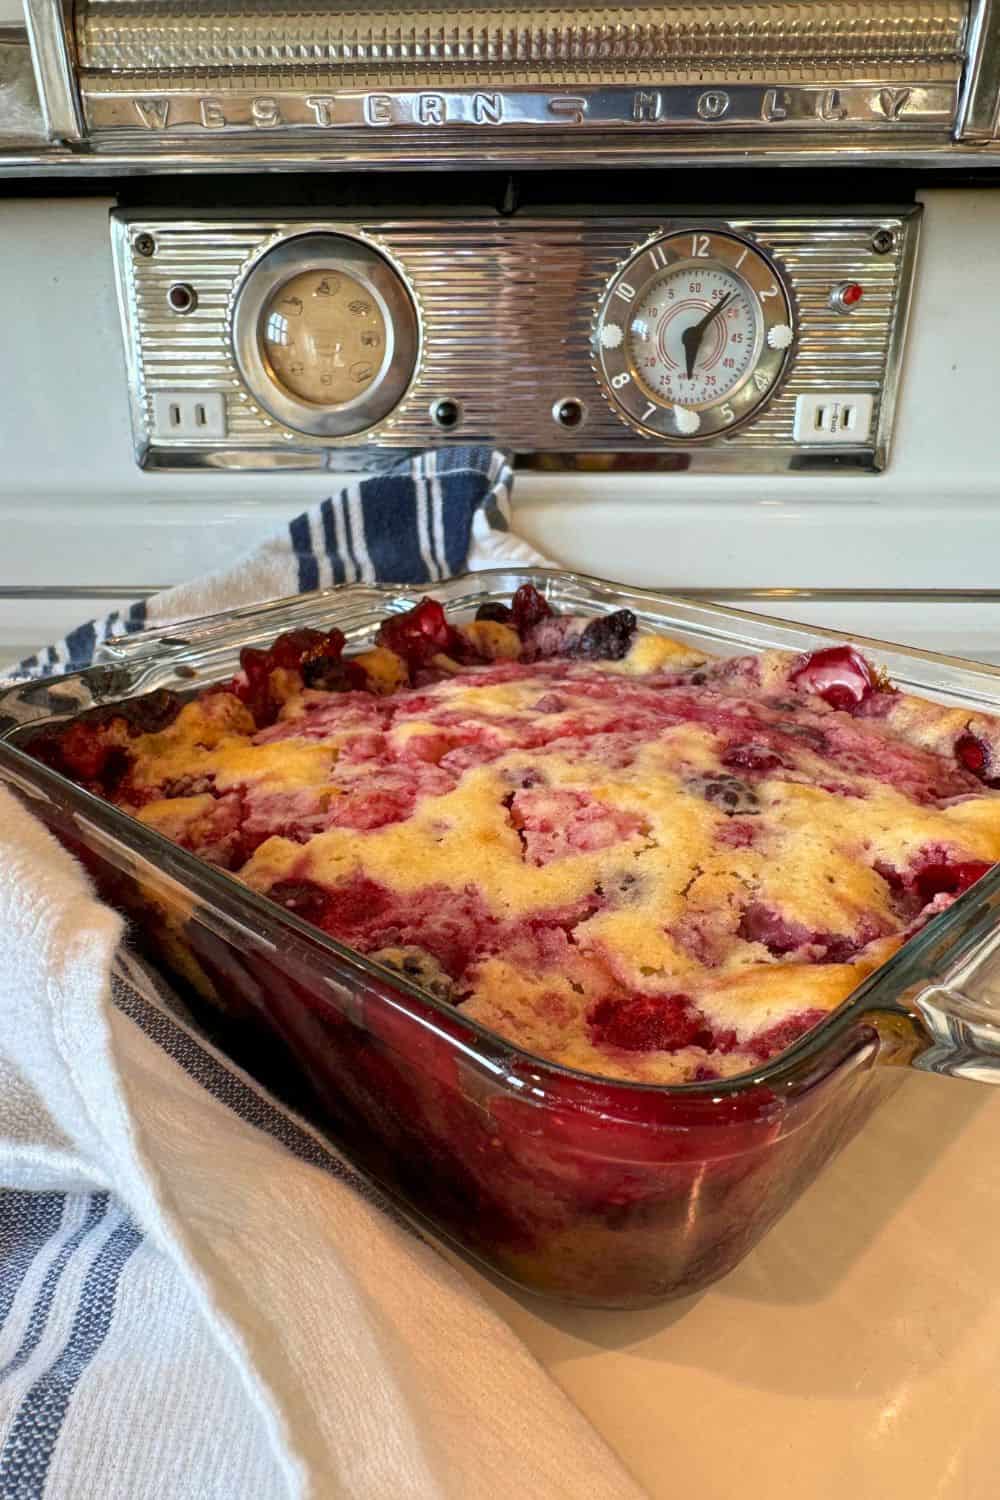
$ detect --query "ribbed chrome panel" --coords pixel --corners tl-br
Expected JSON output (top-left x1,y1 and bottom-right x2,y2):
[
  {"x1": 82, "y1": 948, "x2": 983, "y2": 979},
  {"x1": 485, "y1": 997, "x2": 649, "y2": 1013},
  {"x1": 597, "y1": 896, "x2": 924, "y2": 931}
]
[
  {"x1": 114, "y1": 212, "x2": 917, "y2": 469},
  {"x1": 78, "y1": 1, "x2": 967, "y2": 83}
]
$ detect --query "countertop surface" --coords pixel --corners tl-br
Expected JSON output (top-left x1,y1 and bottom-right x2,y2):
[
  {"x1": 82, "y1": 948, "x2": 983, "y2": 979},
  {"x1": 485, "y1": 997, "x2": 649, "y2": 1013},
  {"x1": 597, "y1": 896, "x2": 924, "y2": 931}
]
[{"x1": 455, "y1": 1071, "x2": 1000, "y2": 1499}]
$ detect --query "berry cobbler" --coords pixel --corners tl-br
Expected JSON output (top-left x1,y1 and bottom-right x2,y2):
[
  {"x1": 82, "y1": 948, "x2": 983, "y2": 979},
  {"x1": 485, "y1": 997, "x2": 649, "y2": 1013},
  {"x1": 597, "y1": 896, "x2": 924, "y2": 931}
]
[{"x1": 41, "y1": 586, "x2": 1000, "y2": 1086}]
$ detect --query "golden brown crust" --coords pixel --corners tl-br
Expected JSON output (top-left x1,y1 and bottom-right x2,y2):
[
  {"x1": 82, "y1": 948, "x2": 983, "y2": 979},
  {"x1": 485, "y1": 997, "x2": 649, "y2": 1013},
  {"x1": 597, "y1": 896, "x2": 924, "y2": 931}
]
[{"x1": 114, "y1": 627, "x2": 1000, "y2": 1083}]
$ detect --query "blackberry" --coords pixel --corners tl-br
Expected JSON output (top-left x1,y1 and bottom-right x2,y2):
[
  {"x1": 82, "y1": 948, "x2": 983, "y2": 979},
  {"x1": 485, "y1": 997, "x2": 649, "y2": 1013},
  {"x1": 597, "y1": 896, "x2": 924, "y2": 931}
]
[
  {"x1": 122, "y1": 689, "x2": 183, "y2": 734},
  {"x1": 371, "y1": 945, "x2": 457, "y2": 1003},
  {"x1": 691, "y1": 772, "x2": 760, "y2": 816},
  {"x1": 302, "y1": 655, "x2": 365, "y2": 692},
  {"x1": 573, "y1": 609, "x2": 637, "y2": 661},
  {"x1": 475, "y1": 601, "x2": 513, "y2": 624}
]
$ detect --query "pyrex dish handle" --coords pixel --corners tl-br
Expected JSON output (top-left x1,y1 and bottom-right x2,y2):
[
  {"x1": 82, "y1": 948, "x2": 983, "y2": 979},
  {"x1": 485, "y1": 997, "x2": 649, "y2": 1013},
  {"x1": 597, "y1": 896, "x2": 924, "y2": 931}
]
[
  {"x1": 901, "y1": 925, "x2": 1000, "y2": 1083},
  {"x1": 858, "y1": 890, "x2": 1000, "y2": 1085},
  {"x1": 98, "y1": 583, "x2": 415, "y2": 663}
]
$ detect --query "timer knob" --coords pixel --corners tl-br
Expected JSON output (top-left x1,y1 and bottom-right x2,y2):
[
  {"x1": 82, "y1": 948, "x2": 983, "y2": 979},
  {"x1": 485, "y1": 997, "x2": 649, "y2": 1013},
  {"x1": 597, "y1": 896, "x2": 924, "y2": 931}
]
[{"x1": 767, "y1": 323, "x2": 794, "y2": 351}]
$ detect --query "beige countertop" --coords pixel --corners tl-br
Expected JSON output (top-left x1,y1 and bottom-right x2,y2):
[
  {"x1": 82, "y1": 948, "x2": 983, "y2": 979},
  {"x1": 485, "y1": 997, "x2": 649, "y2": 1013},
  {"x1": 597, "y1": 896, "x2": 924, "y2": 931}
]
[{"x1": 456, "y1": 1071, "x2": 1000, "y2": 1499}]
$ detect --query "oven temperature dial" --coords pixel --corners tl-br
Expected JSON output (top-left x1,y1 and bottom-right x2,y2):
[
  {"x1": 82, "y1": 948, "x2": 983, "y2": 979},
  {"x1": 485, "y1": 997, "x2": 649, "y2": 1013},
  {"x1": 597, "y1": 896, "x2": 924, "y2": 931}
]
[
  {"x1": 231, "y1": 232, "x2": 419, "y2": 439},
  {"x1": 593, "y1": 230, "x2": 794, "y2": 441}
]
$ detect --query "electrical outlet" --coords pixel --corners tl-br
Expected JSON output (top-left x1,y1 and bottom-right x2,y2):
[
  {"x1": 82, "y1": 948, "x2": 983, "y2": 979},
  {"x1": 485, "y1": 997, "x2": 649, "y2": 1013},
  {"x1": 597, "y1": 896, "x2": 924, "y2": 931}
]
[
  {"x1": 793, "y1": 393, "x2": 874, "y2": 444},
  {"x1": 151, "y1": 391, "x2": 227, "y2": 439}
]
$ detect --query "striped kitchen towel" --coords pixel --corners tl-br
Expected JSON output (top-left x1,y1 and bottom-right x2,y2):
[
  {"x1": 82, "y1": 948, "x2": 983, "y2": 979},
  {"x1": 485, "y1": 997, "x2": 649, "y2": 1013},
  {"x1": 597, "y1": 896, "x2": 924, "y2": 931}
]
[
  {"x1": 0, "y1": 453, "x2": 645, "y2": 1499},
  {"x1": 0, "y1": 797, "x2": 641, "y2": 1500},
  {"x1": 4, "y1": 445, "x2": 545, "y2": 683}
]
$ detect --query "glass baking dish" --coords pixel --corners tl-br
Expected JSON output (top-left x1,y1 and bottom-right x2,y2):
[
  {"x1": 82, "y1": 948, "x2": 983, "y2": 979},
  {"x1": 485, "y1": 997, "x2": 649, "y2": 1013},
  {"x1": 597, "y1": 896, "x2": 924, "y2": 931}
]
[{"x1": 3, "y1": 568, "x2": 1000, "y2": 1310}]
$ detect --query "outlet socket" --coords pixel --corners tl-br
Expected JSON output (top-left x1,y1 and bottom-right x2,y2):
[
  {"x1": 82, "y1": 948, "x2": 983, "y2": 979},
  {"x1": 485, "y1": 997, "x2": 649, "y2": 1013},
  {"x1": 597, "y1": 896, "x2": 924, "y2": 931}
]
[
  {"x1": 151, "y1": 391, "x2": 227, "y2": 439},
  {"x1": 793, "y1": 393, "x2": 874, "y2": 445}
]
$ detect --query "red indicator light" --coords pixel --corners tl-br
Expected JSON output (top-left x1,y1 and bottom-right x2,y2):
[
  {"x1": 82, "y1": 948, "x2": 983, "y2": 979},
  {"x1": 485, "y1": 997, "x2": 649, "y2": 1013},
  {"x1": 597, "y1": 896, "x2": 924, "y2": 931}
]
[{"x1": 829, "y1": 280, "x2": 864, "y2": 313}]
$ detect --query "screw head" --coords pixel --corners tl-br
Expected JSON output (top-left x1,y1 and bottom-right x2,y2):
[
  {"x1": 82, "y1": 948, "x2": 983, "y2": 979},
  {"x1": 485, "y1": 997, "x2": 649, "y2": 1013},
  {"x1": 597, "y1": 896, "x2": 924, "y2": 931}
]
[
  {"x1": 870, "y1": 228, "x2": 895, "y2": 255},
  {"x1": 134, "y1": 233, "x2": 155, "y2": 258}
]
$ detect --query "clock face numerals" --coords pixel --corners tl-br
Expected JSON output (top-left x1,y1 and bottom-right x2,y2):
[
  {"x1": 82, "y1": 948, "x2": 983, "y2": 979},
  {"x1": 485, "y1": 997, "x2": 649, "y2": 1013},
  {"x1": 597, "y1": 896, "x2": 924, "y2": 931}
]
[{"x1": 594, "y1": 230, "x2": 794, "y2": 441}]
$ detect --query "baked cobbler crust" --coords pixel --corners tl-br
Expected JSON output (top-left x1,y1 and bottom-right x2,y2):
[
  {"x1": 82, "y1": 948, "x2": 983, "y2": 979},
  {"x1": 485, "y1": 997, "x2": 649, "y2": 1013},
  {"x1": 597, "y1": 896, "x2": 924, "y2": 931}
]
[{"x1": 41, "y1": 588, "x2": 1000, "y2": 1085}]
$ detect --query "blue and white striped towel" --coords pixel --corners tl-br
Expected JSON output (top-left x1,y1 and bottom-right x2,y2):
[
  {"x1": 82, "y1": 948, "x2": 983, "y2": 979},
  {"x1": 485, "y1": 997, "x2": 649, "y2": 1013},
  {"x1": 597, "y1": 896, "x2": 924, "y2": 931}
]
[
  {"x1": 6, "y1": 447, "x2": 545, "y2": 683},
  {"x1": 0, "y1": 453, "x2": 645, "y2": 1500}
]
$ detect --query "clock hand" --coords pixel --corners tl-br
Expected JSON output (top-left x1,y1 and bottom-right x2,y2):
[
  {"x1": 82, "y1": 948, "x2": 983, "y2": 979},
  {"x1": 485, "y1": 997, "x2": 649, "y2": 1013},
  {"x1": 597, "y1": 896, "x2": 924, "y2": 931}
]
[
  {"x1": 682, "y1": 323, "x2": 699, "y2": 380},
  {"x1": 681, "y1": 291, "x2": 735, "y2": 380}
]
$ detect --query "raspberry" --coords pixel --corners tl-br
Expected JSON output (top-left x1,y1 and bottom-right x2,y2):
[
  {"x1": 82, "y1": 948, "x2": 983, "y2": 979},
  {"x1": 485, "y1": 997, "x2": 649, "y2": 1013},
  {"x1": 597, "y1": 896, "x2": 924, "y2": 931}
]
[
  {"x1": 748, "y1": 1008, "x2": 830, "y2": 1060},
  {"x1": 510, "y1": 583, "x2": 552, "y2": 633},
  {"x1": 271, "y1": 628, "x2": 337, "y2": 672},
  {"x1": 954, "y1": 730, "x2": 1000, "y2": 786},
  {"x1": 789, "y1": 645, "x2": 876, "y2": 713},
  {"x1": 913, "y1": 859, "x2": 993, "y2": 904},
  {"x1": 722, "y1": 743, "x2": 783, "y2": 774},
  {"x1": 377, "y1": 598, "x2": 464, "y2": 672},
  {"x1": 267, "y1": 879, "x2": 337, "y2": 926},
  {"x1": 588, "y1": 993, "x2": 712, "y2": 1053},
  {"x1": 738, "y1": 904, "x2": 806, "y2": 955}
]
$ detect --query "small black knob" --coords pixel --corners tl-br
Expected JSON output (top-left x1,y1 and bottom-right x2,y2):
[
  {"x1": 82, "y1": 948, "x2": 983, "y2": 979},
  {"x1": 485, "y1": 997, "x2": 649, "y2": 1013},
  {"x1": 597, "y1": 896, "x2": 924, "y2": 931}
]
[
  {"x1": 554, "y1": 398, "x2": 585, "y2": 429},
  {"x1": 431, "y1": 399, "x2": 462, "y2": 430},
  {"x1": 167, "y1": 282, "x2": 198, "y2": 315}
]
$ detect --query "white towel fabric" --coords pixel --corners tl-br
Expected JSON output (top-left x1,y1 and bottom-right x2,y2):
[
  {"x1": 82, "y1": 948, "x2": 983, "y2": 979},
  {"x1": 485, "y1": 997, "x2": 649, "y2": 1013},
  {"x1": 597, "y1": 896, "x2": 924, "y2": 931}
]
[
  {"x1": 0, "y1": 795, "x2": 643, "y2": 1500},
  {"x1": 0, "y1": 452, "x2": 646, "y2": 1499}
]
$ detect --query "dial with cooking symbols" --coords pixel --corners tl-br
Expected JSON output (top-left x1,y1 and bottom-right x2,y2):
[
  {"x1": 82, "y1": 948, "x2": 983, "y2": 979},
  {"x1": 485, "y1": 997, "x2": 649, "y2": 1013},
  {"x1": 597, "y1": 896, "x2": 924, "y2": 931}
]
[
  {"x1": 263, "y1": 268, "x2": 386, "y2": 406},
  {"x1": 594, "y1": 229, "x2": 794, "y2": 441},
  {"x1": 230, "y1": 230, "x2": 419, "y2": 440}
]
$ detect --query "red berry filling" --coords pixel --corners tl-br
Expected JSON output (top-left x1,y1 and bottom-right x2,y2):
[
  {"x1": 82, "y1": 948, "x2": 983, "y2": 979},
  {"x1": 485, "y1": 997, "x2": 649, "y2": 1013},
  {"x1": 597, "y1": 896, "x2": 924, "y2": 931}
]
[
  {"x1": 56, "y1": 718, "x2": 129, "y2": 786},
  {"x1": 510, "y1": 582, "x2": 552, "y2": 633},
  {"x1": 508, "y1": 788, "x2": 648, "y2": 865},
  {"x1": 588, "y1": 993, "x2": 713, "y2": 1053},
  {"x1": 877, "y1": 849, "x2": 995, "y2": 919},
  {"x1": 722, "y1": 743, "x2": 784, "y2": 774},
  {"x1": 913, "y1": 858, "x2": 993, "y2": 903},
  {"x1": 268, "y1": 874, "x2": 501, "y2": 982},
  {"x1": 955, "y1": 730, "x2": 988, "y2": 775},
  {"x1": 377, "y1": 598, "x2": 466, "y2": 674},
  {"x1": 41, "y1": 588, "x2": 1000, "y2": 1105},
  {"x1": 789, "y1": 645, "x2": 875, "y2": 713},
  {"x1": 954, "y1": 729, "x2": 1000, "y2": 787},
  {"x1": 738, "y1": 903, "x2": 879, "y2": 964},
  {"x1": 237, "y1": 627, "x2": 364, "y2": 726},
  {"x1": 747, "y1": 1008, "x2": 831, "y2": 1061}
]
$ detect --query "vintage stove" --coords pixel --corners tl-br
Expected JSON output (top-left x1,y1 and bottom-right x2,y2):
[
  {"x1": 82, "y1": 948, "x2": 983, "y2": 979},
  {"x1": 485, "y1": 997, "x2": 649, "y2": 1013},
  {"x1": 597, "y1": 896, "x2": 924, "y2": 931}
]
[{"x1": 1, "y1": 2, "x2": 1000, "y2": 664}]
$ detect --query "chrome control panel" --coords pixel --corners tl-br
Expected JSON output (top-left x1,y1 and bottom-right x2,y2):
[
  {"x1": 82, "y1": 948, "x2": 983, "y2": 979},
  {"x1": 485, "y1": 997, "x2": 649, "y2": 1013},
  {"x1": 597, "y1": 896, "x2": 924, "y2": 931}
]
[{"x1": 112, "y1": 209, "x2": 919, "y2": 473}]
